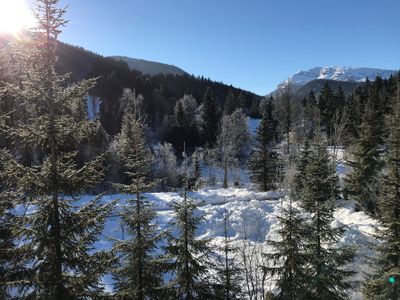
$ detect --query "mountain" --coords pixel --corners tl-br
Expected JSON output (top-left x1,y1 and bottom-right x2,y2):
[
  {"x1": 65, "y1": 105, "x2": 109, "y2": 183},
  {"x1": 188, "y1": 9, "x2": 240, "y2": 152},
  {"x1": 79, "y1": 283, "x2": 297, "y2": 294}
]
[
  {"x1": 110, "y1": 56, "x2": 187, "y2": 76},
  {"x1": 286, "y1": 66, "x2": 397, "y2": 86},
  {"x1": 269, "y1": 66, "x2": 398, "y2": 97}
]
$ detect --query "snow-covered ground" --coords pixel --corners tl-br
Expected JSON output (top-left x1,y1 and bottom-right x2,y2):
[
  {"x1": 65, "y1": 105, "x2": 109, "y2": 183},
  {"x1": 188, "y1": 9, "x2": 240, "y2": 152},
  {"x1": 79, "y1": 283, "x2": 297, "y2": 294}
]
[{"x1": 92, "y1": 186, "x2": 378, "y2": 299}]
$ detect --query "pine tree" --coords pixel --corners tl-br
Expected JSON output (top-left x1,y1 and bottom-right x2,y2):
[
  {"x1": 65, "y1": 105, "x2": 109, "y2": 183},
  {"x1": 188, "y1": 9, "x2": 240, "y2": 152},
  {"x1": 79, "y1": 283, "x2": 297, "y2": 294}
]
[
  {"x1": 334, "y1": 86, "x2": 346, "y2": 112},
  {"x1": 201, "y1": 87, "x2": 220, "y2": 145},
  {"x1": 0, "y1": 156, "x2": 17, "y2": 298},
  {"x1": 165, "y1": 174, "x2": 212, "y2": 299},
  {"x1": 344, "y1": 96, "x2": 383, "y2": 216},
  {"x1": 248, "y1": 112, "x2": 278, "y2": 191},
  {"x1": 224, "y1": 90, "x2": 237, "y2": 115},
  {"x1": 299, "y1": 130, "x2": 356, "y2": 299},
  {"x1": 304, "y1": 90, "x2": 318, "y2": 139},
  {"x1": 363, "y1": 79, "x2": 400, "y2": 300},
  {"x1": 237, "y1": 92, "x2": 246, "y2": 109},
  {"x1": 3, "y1": 1, "x2": 112, "y2": 297},
  {"x1": 318, "y1": 82, "x2": 335, "y2": 137},
  {"x1": 112, "y1": 110, "x2": 164, "y2": 299},
  {"x1": 263, "y1": 197, "x2": 309, "y2": 300},
  {"x1": 293, "y1": 139, "x2": 311, "y2": 197},
  {"x1": 213, "y1": 209, "x2": 243, "y2": 300}
]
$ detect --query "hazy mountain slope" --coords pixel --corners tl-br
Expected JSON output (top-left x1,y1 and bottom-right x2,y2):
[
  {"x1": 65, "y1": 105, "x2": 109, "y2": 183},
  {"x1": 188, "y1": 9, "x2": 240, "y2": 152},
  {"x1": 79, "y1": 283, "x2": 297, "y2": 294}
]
[
  {"x1": 295, "y1": 79, "x2": 364, "y2": 98},
  {"x1": 111, "y1": 55, "x2": 187, "y2": 76}
]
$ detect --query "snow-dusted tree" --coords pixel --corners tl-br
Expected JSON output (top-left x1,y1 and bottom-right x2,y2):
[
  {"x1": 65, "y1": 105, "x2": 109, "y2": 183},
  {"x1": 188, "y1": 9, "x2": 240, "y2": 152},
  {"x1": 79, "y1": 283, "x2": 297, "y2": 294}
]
[
  {"x1": 119, "y1": 88, "x2": 145, "y2": 122},
  {"x1": 213, "y1": 209, "x2": 243, "y2": 300},
  {"x1": 153, "y1": 142, "x2": 178, "y2": 190},
  {"x1": 191, "y1": 147, "x2": 203, "y2": 188},
  {"x1": 217, "y1": 109, "x2": 250, "y2": 188},
  {"x1": 2, "y1": 1, "x2": 112, "y2": 297},
  {"x1": 275, "y1": 83, "x2": 293, "y2": 154},
  {"x1": 248, "y1": 111, "x2": 278, "y2": 191},
  {"x1": 263, "y1": 196, "x2": 309, "y2": 299},
  {"x1": 363, "y1": 79, "x2": 400, "y2": 299},
  {"x1": 175, "y1": 94, "x2": 198, "y2": 127},
  {"x1": 299, "y1": 130, "x2": 356, "y2": 299},
  {"x1": 112, "y1": 108, "x2": 164, "y2": 299},
  {"x1": 204, "y1": 147, "x2": 219, "y2": 186},
  {"x1": 164, "y1": 174, "x2": 212, "y2": 299},
  {"x1": 174, "y1": 94, "x2": 199, "y2": 152}
]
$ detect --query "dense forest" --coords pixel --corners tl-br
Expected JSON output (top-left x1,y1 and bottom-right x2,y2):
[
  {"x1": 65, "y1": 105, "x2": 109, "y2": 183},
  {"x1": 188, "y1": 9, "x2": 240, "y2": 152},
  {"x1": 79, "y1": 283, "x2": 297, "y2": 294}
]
[{"x1": 0, "y1": 0, "x2": 400, "y2": 299}]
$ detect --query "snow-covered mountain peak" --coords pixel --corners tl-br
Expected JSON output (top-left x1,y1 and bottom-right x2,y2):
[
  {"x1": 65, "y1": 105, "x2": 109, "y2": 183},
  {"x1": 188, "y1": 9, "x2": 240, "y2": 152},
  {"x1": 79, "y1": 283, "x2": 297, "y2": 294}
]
[{"x1": 283, "y1": 66, "x2": 397, "y2": 86}]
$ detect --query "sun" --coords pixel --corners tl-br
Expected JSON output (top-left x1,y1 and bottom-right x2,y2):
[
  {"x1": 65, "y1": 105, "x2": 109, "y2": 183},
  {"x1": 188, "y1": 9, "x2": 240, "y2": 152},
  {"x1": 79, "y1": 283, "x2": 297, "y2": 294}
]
[{"x1": 0, "y1": 0, "x2": 35, "y2": 33}]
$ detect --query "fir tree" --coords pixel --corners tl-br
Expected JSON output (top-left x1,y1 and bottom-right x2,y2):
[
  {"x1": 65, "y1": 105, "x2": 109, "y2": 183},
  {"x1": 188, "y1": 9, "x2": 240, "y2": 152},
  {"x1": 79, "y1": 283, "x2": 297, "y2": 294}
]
[
  {"x1": 201, "y1": 87, "x2": 220, "y2": 145},
  {"x1": 293, "y1": 139, "x2": 311, "y2": 197},
  {"x1": 237, "y1": 92, "x2": 246, "y2": 109},
  {"x1": 318, "y1": 82, "x2": 335, "y2": 137},
  {"x1": 112, "y1": 110, "x2": 164, "y2": 299},
  {"x1": 224, "y1": 90, "x2": 237, "y2": 115},
  {"x1": 263, "y1": 196, "x2": 309, "y2": 300},
  {"x1": 3, "y1": 1, "x2": 112, "y2": 297},
  {"x1": 299, "y1": 130, "x2": 356, "y2": 299},
  {"x1": 213, "y1": 209, "x2": 243, "y2": 300},
  {"x1": 248, "y1": 112, "x2": 278, "y2": 191},
  {"x1": 0, "y1": 164, "x2": 16, "y2": 298},
  {"x1": 363, "y1": 79, "x2": 400, "y2": 300},
  {"x1": 344, "y1": 96, "x2": 384, "y2": 216},
  {"x1": 165, "y1": 174, "x2": 212, "y2": 299},
  {"x1": 334, "y1": 86, "x2": 346, "y2": 112}
]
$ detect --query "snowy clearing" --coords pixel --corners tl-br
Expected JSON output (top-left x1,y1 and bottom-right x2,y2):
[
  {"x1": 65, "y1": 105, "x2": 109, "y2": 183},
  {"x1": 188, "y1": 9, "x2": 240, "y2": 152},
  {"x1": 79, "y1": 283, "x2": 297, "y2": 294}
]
[{"x1": 93, "y1": 187, "x2": 379, "y2": 299}]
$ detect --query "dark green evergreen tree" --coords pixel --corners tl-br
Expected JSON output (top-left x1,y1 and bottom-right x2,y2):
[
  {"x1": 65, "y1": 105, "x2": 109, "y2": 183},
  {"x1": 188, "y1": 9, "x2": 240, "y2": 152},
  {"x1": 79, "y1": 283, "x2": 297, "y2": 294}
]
[
  {"x1": 299, "y1": 130, "x2": 356, "y2": 299},
  {"x1": 3, "y1": 1, "x2": 112, "y2": 297},
  {"x1": 212, "y1": 209, "x2": 243, "y2": 300},
  {"x1": 318, "y1": 82, "x2": 335, "y2": 136},
  {"x1": 363, "y1": 79, "x2": 400, "y2": 299},
  {"x1": 0, "y1": 161, "x2": 17, "y2": 298},
  {"x1": 263, "y1": 197, "x2": 309, "y2": 300},
  {"x1": 224, "y1": 90, "x2": 237, "y2": 115},
  {"x1": 300, "y1": 90, "x2": 318, "y2": 139},
  {"x1": 293, "y1": 139, "x2": 311, "y2": 197},
  {"x1": 112, "y1": 110, "x2": 164, "y2": 299},
  {"x1": 237, "y1": 92, "x2": 247, "y2": 109},
  {"x1": 344, "y1": 96, "x2": 384, "y2": 216},
  {"x1": 248, "y1": 112, "x2": 278, "y2": 191},
  {"x1": 165, "y1": 175, "x2": 212, "y2": 299},
  {"x1": 201, "y1": 87, "x2": 220, "y2": 145},
  {"x1": 334, "y1": 86, "x2": 346, "y2": 112}
]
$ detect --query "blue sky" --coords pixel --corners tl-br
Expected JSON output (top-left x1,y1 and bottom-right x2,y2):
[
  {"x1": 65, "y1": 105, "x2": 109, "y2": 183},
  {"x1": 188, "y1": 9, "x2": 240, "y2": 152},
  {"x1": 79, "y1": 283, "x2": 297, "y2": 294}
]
[{"x1": 32, "y1": 0, "x2": 400, "y2": 95}]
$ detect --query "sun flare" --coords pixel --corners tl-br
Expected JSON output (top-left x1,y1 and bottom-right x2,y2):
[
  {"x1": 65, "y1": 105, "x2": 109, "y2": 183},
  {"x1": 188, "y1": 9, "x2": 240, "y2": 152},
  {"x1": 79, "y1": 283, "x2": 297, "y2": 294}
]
[{"x1": 0, "y1": 0, "x2": 35, "y2": 33}]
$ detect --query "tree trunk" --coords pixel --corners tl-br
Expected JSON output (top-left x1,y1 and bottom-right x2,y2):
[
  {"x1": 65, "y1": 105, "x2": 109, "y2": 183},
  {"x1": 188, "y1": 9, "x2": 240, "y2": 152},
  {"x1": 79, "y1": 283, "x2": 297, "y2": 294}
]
[
  {"x1": 223, "y1": 156, "x2": 228, "y2": 189},
  {"x1": 136, "y1": 192, "x2": 144, "y2": 300}
]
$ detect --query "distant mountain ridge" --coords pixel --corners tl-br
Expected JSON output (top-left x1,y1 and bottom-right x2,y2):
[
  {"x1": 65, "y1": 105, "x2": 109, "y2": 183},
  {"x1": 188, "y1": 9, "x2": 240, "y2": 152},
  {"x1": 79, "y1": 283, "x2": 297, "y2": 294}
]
[
  {"x1": 269, "y1": 66, "x2": 398, "y2": 97},
  {"x1": 285, "y1": 66, "x2": 397, "y2": 86},
  {"x1": 111, "y1": 56, "x2": 187, "y2": 76}
]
